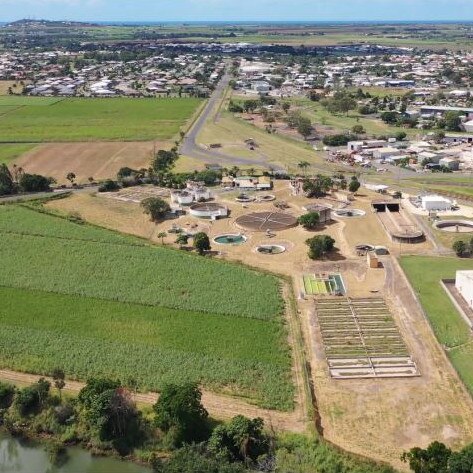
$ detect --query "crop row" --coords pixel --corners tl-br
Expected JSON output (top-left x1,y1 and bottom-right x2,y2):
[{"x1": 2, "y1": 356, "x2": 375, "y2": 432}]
[
  {"x1": 0, "y1": 208, "x2": 282, "y2": 319},
  {"x1": 0, "y1": 286, "x2": 294, "y2": 410}
]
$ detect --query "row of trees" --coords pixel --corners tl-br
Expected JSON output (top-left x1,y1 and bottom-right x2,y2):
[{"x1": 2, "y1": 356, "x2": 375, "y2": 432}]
[
  {"x1": 0, "y1": 375, "x2": 271, "y2": 472},
  {"x1": 0, "y1": 164, "x2": 53, "y2": 195},
  {"x1": 301, "y1": 175, "x2": 360, "y2": 197}
]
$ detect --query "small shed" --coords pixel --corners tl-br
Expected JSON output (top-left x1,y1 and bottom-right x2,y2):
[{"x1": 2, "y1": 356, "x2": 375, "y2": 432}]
[{"x1": 367, "y1": 251, "x2": 379, "y2": 269}]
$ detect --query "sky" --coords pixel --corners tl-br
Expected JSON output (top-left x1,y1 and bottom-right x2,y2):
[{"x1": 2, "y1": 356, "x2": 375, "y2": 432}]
[{"x1": 0, "y1": 0, "x2": 472, "y2": 23}]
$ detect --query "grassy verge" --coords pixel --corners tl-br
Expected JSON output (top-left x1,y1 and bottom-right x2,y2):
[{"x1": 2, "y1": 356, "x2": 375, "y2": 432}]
[{"x1": 400, "y1": 255, "x2": 473, "y2": 395}]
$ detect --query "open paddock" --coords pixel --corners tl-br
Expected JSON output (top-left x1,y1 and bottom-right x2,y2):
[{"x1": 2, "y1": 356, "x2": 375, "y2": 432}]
[{"x1": 14, "y1": 141, "x2": 167, "y2": 184}]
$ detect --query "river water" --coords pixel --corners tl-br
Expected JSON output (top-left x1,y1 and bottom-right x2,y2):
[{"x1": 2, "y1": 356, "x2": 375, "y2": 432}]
[{"x1": 0, "y1": 432, "x2": 151, "y2": 473}]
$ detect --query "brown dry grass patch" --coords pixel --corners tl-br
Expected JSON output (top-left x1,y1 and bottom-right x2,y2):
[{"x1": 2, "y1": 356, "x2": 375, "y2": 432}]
[{"x1": 14, "y1": 141, "x2": 171, "y2": 184}]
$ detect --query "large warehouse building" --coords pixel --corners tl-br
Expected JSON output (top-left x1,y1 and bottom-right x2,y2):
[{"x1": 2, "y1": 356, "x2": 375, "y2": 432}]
[{"x1": 456, "y1": 270, "x2": 473, "y2": 310}]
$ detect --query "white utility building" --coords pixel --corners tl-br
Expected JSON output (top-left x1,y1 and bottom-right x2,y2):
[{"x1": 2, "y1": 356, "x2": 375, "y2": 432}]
[
  {"x1": 456, "y1": 270, "x2": 473, "y2": 310},
  {"x1": 421, "y1": 195, "x2": 452, "y2": 211}
]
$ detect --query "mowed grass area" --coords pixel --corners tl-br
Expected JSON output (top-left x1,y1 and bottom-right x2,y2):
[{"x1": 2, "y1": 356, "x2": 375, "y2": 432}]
[
  {"x1": 0, "y1": 144, "x2": 36, "y2": 164},
  {"x1": 400, "y1": 256, "x2": 473, "y2": 394},
  {"x1": 0, "y1": 97, "x2": 202, "y2": 142},
  {"x1": 0, "y1": 204, "x2": 293, "y2": 409},
  {"x1": 293, "y1": 97, "x2": 420, "y2": 138}
]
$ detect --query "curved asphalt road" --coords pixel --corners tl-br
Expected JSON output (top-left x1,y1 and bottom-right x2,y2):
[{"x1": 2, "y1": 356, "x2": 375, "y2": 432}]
[{"x1": 180, "y1": 73, "x2": 284, "y2": 171}]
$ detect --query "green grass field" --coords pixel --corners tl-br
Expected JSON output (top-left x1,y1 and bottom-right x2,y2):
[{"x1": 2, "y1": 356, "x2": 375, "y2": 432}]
[
  {"x1": 0, "y1": 204, "x2": 292, "y2": 409},
  {"x1": 400, "y1": 256, "x2": 473, "y2": 395},
  {"x1": 0, "y1": 97, "x2": 202, "y2": 142},
  {"x1": 292, "y1": 97, "x2": 419, "y2": 138},
  {"x1": 0, "y1": 144, "x2": 35, "y2": 164}
]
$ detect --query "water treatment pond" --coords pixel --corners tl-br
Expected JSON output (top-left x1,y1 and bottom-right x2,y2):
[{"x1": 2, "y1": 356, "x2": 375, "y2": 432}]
[{"x1": 0, "y1": 432, "x2": 151, "y2": 473}]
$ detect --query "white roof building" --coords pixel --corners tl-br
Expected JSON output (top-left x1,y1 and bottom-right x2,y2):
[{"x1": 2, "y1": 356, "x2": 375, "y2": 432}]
[
  {"x1": 421, "y1": 195, "x2": 452, "y2": 211},
  {"x1": 456, "y1": 270, "x2": 473, "y2": 311}
]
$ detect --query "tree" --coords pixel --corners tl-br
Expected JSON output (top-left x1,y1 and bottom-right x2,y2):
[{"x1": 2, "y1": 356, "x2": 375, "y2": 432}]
[
  {"x1": 0, "y1": 164, "x2": 15, "y2": 195},
  {"x1": 297, "y1": 116, "x2": 313, "y2": 139},
  {"x1": 0, "y1": 382, "x2": 15, "y2": 409},
  {"x1": 78, "y1": 378, "x2": 121, "y2": 410},
  {"x1": 401, "y1": 441, "x2": 452, "y2": 473},
  {"x1": 381, "y1": 111, "x2": 398, "y2": 124},
  {"x1": 348, "y1": 176, "x2": 361, "y2": 194},
  {"x1": 193, "y1": 232, "x2": 211, "y2": 255},
  {"x1": 152, "y1": 149, "x2": 179, "y2": 174},
  {"x1": 298, "y1": 212, "x2": 320, "y2": 230},
  {"x1": 303, "y1": 175, "x2": 332, "y2": 198},
  {"x1": 51, "y1": 368, "x2": 66, "y2": 400},
  {"x1": 141, "y1": 197, "x2": 171, "y2": 222},
  {"x1": 19, "y1": 173, "x2": 52, "y2": 192},
  {"x1": 444, "y1": 111, "x2": 462, "y2": 132},
  {"x1": 176, "y1": 234, "x2": 189, "y2": 248},
  {"x1": 306, "y1": 235, "x2": 335, "y2": 260},
  {"x1": 352, "y1": 124, "x2": 365, "y2": 134},
  {"x1": 152, "y1": 444, "x2": 246, "y2": 473},
  {"x1": 98, "y1": 179, "x2": 120, "y2": 192},
  {"x1": 157, "y1": 232, "x2": 167, "y2": 245},
  {"x1": 242, "y1": 100, "x2": 259, "y2": 113},
  {"x1": 14, "y1": 378, "x2": 50, "y2": 416},
  {"x1": 208, "y1": 416, "x2": 269, "y2": 464},
  {"x1": 395, "y1": 131, "x2": 407, "y2": 141},
  {"x1": 297, "y1": 161, "x2": 310, "y2": 176},
  {"x1": 153, "y1": 383, "x2": 209, "y2": 447},
  {"x1": 66, "y1": 172, "x2": 76, "y2": 185},
  {"x1": 453, "y1": 240, "x2": 467, "y2": 257},
  {"x1": 448, "y1": 443, "x2": 473, "y2": 473}
]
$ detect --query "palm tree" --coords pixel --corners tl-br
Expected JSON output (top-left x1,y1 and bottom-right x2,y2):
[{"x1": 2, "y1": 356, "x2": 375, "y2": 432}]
[
  {"x1": 298, "y1": 161, "x2": 310, "y2": 176},
  {"x1": 157, "y1": 232, "x2": 167, "y2": 245}
]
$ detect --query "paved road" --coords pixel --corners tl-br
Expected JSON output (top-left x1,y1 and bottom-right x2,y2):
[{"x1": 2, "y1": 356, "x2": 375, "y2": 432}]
[{"x1": 180, "y1": 73, "x2": 284, "y2": 171}]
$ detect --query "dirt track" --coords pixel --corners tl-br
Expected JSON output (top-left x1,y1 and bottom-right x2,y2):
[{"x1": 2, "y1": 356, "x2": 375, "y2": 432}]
[{"x1": 0, "y1": 369, "x2": 307, "y2": 434}]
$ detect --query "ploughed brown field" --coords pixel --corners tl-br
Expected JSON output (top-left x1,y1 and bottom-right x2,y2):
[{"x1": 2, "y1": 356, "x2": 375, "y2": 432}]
[{"x1": 14, "y1": 141, "x2": 170, "y2": 184}]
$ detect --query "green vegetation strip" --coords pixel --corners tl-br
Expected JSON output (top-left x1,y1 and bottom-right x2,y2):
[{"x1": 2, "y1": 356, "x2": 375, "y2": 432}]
[
  {"x1": 0, "y1": 97, "x2": 202, "y2": 142},
  {"x1": 0, "y1": 204, "x2": 292, "y2": 409},
  {"x1": 0, "y1": 286, "x2": 292, "y2": 410},
  {"x1": 0, "y1": 144, "x2": 35, "y2": 164},
  {"x1": 400, "y1": 256, "x2": 473, "y2": 395}
]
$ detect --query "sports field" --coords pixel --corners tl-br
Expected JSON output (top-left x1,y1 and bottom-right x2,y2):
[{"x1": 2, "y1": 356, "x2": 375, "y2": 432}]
[
  {"x1": 0, "y1": 204, "x2": 293, "y2": 410},
  {"x1": 0, "y1": 96, "x2": 202, "y2": 142},
  {"x1": 400, "y1": 256, "x2": 473, "y2": 395}
]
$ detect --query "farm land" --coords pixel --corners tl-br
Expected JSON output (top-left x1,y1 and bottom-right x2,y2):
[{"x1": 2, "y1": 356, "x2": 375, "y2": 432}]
[
  {"x1": 0, "y1": 96, "x2": 202, "y2": 142},
  {"x1": 0, "y1": 144, "x2": 36, "y2": 164},
  {"x1": 0, "y1": 95, "x2": 202, "y2": 183},
  {"x1": 0, "y1": 204, "x2": 293, "y2": 410}
]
